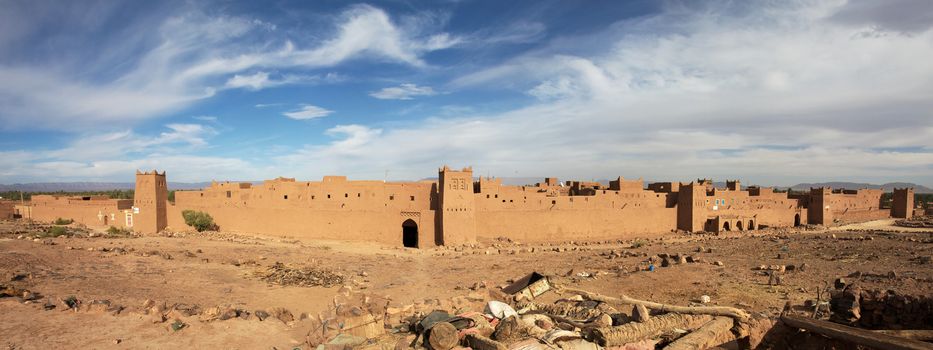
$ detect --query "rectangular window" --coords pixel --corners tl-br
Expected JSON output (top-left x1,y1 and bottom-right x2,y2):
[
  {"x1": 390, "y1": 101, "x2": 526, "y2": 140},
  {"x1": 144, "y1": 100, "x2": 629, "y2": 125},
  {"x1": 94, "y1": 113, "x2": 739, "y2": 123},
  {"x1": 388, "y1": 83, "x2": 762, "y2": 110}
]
[
  {"x1": 284, "y1": 195, "x2": 288, "y2": 200},
  {"x1": 389, "y1": 195, "x2": 394, "y2": 200},
  {"x1": 410, "y1": 196, "x2": 415, "y2": 201},
  {"x1": 226, "y1": 191, "x2": 231, "y2": 198}
]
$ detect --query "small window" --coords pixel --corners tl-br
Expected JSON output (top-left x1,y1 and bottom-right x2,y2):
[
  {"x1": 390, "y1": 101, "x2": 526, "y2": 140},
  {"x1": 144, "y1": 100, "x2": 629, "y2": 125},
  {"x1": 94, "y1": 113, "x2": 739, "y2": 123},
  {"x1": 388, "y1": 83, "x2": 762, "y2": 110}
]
[
  {"x1": 390, "y1": 195, "x2": 394, "y2": 200},
  {"x1": 502, "y1": 200, "x2": 506, "y2": 203},
  {"x1": 509, "y1": 200, "x2": 513, "y2": 203},
  {"x1": 552, "y1": 200, "x2": 556, "y2": 205},
  {"x1": 410, "y1": 196, "x2": 415, "y2": 201},
  {"x1": 327, "y1": 194, "x2": 331, "y2": 199},
  {"x1": 486, "y1": 194, "x2": 490, "y2": 198},
  {"x1": 200, "y1": 193, "x2": 203, "y2": 197},
  {"x1": 345, "y1": 193, "x2": 348, "y2": 198},
  {"x1": 311, "y1": 196, "x2": 315, "y2": 200},
  {"x1": 226, "y1": 191, "x2": 231, "y2": 198},
  {"x1": 495, "y1": 194, "x2": 498, "y2": 198},
  {"x1": 284, "y1": 195, "x2": 288, "y2": 200},
  {"x1": 357, "y1": 193, "x2": 361, "y2": 197}
]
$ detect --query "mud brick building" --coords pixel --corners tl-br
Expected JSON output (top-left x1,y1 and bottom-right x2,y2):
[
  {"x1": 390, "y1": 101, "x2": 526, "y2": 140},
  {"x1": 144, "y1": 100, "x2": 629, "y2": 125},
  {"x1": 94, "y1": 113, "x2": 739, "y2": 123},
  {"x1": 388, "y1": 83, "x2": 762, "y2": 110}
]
[{"x1": 15, "y1": 167, "x2": 915, "y2": 247}]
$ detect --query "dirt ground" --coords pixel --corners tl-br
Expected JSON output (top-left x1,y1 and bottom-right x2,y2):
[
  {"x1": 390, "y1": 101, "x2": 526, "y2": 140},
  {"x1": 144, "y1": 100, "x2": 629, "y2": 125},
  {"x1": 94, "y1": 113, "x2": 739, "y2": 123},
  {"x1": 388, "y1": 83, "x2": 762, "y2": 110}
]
[{"x1": 1, "y1": 218, "x2": 931, "y2": 349}]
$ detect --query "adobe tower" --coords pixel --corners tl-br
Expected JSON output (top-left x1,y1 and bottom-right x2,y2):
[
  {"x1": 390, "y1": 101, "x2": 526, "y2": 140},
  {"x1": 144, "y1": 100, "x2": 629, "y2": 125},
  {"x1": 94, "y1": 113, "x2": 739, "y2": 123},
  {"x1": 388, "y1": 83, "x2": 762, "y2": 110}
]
[
  {"x1": 892, "y1": 188, "x2": 914, "y2": 218},
  {"x1": 808, "y1": 187, "x2": 833, "y2": 225},
  {"x1": 134, "y1": 170, "x2": 168, "y2": 234},
  {"x1": 438, "y1": 165, "x2": 476, "y2": 245}
]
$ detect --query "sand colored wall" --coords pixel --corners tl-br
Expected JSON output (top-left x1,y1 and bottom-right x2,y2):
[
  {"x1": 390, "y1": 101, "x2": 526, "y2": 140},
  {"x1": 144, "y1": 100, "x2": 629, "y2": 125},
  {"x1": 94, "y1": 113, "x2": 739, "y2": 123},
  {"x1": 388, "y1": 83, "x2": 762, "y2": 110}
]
[
  {"x1": 13, "y1": 167, "x2": 908, "y2": 246},
  {"x1": 24, "y1": 195, "x2": 133, "y2": 229},
  {"x1": 168, "y1": 175, "x2": 439, "y2": 246},
  {"x1": 473, "y1": 176, "x2": 677, "y2": 241},
  {"x1": 0, "y1": 201, "x2": 14, "y2": 219}
]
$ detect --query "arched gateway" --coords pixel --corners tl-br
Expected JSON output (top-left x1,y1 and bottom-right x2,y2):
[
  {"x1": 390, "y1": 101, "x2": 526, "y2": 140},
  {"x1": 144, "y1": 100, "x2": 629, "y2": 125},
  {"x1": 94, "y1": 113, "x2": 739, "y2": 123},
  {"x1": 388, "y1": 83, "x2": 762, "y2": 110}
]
[{"x1": 402, "y1": 219, "x2": 418, "y2": 248}]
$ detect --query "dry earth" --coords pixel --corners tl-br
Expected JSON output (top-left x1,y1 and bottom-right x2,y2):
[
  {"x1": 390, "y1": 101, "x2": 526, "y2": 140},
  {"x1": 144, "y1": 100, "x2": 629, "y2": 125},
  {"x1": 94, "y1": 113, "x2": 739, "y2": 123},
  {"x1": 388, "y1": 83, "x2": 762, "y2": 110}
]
[{"x1": 1, "y1": 219, "x2": 931, "y2": 349}]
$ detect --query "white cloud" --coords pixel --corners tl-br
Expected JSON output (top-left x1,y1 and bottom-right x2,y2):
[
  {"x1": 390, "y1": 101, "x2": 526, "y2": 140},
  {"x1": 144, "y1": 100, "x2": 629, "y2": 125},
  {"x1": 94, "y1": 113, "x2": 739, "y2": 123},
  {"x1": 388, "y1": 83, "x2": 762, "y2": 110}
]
[
  {"x1": 193, "y1": 115, "x2": 217, "y2": 121},
  {"x1": 0, "y1": 4, "x2": 456, "y2": 130},
  {"x1": 282, "y1": 105, "x2": 334, "y2": 120},
  {"x1": 369, "y1": 83, "x2": 437, "y2": 100},
  {"x1": 264, "y1": 1, "x2": 933, "y2": 185}
]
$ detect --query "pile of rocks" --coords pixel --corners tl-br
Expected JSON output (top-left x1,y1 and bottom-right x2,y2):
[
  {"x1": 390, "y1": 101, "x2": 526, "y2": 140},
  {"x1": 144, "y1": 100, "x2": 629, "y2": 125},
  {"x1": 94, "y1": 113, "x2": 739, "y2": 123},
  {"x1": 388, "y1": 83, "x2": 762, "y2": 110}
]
[
  {"x1": 830, "y1": 284, "x2": 933, "y2": 330},
  {"x1": 895, "y1": 216, "x2": 933, "y2": 228},
  {"x1": 254, "y1": 261, "x2": 345, "y2": 287}
]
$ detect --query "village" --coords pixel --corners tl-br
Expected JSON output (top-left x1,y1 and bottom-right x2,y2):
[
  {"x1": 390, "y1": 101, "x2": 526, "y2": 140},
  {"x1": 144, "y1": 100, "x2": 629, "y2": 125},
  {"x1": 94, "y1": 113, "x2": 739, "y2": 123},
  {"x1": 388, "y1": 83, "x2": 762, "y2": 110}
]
[{"x1": 1, "y1": 168, "x2": 931, "y2": 349}]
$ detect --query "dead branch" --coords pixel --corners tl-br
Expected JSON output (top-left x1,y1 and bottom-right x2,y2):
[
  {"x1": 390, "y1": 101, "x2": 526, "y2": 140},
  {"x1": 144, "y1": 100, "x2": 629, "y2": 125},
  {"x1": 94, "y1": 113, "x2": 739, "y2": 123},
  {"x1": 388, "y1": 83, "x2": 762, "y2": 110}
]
[{"x1": 553, "y1": 284, "x2": 751, "y2": 322}]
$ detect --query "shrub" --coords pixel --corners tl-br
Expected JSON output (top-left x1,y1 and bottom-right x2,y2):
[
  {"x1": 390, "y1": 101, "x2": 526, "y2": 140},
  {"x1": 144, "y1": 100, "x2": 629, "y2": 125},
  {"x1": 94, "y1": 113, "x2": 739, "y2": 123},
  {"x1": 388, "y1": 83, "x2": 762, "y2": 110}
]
[
  {"x1": 53, "y1": 218, "x2": 74, "y2": 225},
  {"x1": 106, "y1": 226, "x2": 132, "y2": 237},
  {"x1": 181, "y1": 210, "x2": 216, "y2": 232},
  {"x1": 46, "y1": 226, "x2": 68, "y2": 237}
]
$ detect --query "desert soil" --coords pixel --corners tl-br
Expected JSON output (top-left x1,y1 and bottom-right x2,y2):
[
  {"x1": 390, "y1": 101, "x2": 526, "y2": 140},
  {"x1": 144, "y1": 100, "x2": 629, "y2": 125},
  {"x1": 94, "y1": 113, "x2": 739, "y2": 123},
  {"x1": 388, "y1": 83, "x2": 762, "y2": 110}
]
[{"x1": 1, "y1": 218, "x2": 931, "y2": 349}]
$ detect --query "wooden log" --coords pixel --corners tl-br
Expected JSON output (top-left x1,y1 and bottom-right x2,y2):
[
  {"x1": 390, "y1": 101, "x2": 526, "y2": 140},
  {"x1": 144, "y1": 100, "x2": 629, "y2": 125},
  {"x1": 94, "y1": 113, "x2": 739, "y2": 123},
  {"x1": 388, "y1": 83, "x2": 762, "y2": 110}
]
[
  {"x1": 587, "y1": 313, "x2": 712, "y2": 346},
  {"x1": 874, "y1": 330, "x2": 933, "y2": 341},
  {"x1": 427, "y1": 322, "x2": 459, "y2": 350},
  {"x1": 780, "y1": 314, "x2": 933, "y2": 350},
  {"x1": 554, "y1": 285, "x2": 750, "y2": 322},
  {"x1": 662, "y1": 317, "x2": 734, "y2": 350},
  {"x1": 465, "y1": 334, "x2": 508, "y2": 350}
]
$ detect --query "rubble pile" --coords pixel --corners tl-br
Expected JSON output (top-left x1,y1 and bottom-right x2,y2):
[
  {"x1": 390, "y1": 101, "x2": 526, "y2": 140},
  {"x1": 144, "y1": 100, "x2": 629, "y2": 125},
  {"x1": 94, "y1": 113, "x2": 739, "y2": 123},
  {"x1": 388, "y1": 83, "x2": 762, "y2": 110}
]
[
  {"x1": 254, "y1": 262, "x2": 345, "y2": 287},
  {"x1": 830, "y1": 285, "x2": 933, "y2": 330},
  {"x1": 304, "y1": 273, "x2": 760, "y2": 350},
  {"x1": 895, "y1": 215, "x2": 933, "y2": 228}
]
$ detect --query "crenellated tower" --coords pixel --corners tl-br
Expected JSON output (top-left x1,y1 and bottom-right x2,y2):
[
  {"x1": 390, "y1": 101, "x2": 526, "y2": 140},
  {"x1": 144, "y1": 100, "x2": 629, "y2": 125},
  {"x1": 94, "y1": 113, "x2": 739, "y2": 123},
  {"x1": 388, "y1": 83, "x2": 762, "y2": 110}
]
[
  {"x1": 134, "y1": 170, "x2": 168, "y2": 234},
  {"x1": 438, "y1": 165, "x2": 476, "y2": 245}
]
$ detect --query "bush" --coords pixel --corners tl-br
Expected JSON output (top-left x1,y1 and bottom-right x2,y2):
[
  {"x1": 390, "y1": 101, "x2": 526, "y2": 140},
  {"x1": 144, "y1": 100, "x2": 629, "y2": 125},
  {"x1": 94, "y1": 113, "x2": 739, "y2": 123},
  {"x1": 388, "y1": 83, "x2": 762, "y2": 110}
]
[
  {"x1": 53, "y1": 218, "x2": 74, "y2": 225},
  {"x1": 46, "y1": 226, "x2": 68, "y2": 237},
  {"x1": 106, "y1": 226, "x2": 132, "y2": 237},
  {"x1": 181, "y1": 210, "x2": 216, "y2": 232}
]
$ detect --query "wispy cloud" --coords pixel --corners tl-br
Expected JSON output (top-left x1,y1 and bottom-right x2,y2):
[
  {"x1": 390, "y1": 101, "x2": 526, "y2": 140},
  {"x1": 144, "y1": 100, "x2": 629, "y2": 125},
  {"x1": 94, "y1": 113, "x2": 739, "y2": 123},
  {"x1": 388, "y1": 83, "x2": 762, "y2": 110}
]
[
  {"x1": 282, "y1": 105, "x2": 334, "y2": 120},
  {"x1": 0, "y1": 4, "x2": 456, "y2": 130},
  {"x1": 369, "y1": 83, "x2": 437, "y2": 100}
]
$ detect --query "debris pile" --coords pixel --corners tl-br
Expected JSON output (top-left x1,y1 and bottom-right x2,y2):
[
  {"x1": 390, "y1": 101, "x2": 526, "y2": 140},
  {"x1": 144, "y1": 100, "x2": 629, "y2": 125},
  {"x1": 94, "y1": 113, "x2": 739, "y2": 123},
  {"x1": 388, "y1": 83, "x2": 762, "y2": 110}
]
[
  {"x1": 254, "y1": 262, "x2": 345, "y2": 287},
  {"x1": 830, "y1": 285, "x2": 933, "y2": 330},
  {"x1": 895, "y1": 215, "x2": 933, "y2": 228},
  {"x1": 304, "y1": 272, "x2": 760, "y2": 350}
]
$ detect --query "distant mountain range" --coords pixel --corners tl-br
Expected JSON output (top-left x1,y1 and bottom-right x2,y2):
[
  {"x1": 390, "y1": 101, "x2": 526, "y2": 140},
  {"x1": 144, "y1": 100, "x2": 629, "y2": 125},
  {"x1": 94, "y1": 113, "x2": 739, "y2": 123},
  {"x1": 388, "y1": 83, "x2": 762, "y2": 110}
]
[
  {"x1": 1, "y1": 180, "x2": 930, "y2": 193},
  {"x1": 0, "y1": 182, "x2": 212, "y2": 192},
  {"x1": 787, "y1": 182, "x2": 932, "y2": 193}
]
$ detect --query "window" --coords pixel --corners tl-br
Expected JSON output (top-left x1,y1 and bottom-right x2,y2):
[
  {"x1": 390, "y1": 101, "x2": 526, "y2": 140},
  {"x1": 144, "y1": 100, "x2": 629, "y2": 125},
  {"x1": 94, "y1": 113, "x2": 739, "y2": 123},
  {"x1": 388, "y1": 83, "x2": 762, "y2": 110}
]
[
  {"x1": 410, "y1": 196, "x2": 415, "y2": 201},
  {"x1": 357, "y1": 193, "x2": 361, "y2": 197},
  {"x1": 311, "y1": 196, "x2": 315, "y2": 200},
  {"x1": 389, "y1": 195, "x2": 394, "y2": 200},
  {"x1": 552, "y1": 200, "x2": 556, "y2": 205},
  {"x1": 345, "y1": 193, "x2": 348, "y2": 198},
  {"x1": 327, "y1": 194, "x2": 331, "y2": 199},
  {"x1": 283, "y1": 195, "x2": 288, "y2": 200},
  {"x1": 226, "y1": 191, "x2": 231, "y2": 198}
]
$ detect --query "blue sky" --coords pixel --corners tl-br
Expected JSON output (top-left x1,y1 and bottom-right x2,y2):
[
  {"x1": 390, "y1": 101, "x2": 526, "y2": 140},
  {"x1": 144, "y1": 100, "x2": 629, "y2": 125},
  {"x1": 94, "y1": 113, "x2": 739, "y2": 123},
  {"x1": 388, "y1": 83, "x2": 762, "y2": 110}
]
[{"x1": 1, "y1": 0, "x2": 932, "y2": 186}]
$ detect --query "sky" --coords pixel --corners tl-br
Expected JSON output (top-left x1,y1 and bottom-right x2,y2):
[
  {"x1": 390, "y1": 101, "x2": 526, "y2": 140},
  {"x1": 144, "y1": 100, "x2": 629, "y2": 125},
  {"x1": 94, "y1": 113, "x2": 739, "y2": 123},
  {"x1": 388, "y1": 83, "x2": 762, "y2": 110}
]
[{"x1": 0, "y1": 0, "x2": 932, "y2": 187}]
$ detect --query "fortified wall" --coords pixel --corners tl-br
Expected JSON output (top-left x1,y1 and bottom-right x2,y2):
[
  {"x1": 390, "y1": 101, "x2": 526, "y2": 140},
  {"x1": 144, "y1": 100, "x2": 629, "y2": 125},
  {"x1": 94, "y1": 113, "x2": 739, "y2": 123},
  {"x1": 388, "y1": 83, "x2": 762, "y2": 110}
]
[{"x1": 13, "y1": 167, "x2": 916, "y2": 247}]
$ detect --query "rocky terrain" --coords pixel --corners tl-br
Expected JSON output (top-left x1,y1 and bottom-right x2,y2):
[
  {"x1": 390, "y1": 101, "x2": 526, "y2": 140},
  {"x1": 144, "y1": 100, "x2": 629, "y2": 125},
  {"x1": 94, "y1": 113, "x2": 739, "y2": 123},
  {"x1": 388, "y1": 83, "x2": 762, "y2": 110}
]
[{"x1": 0, "y1": 219, "x2": 931, "y2": 349}]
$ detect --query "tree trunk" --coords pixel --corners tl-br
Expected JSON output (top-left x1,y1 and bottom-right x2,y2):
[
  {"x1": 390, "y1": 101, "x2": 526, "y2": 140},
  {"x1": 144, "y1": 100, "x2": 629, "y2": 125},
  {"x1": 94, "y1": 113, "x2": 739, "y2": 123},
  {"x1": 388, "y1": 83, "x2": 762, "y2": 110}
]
[
  {"x1": 587, "y1": 313, "x2": 712, "y2": 346},
  {"x1": 663, "y1": 317, "x2": 734, "y2": 350}
]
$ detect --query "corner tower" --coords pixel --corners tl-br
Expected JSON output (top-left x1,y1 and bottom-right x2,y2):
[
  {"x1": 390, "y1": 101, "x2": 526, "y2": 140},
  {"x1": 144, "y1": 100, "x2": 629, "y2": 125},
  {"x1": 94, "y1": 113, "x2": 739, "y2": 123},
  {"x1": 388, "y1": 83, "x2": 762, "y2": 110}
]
[
  {"x1": 892, "y1": 188, "x2": 914, "y2": 218},
  {"x1": 134, "y1": 170, "x2": 168, "y2": 234},
  {"x1": 438, "y1": 165, "x2": 476, "y2": 245}
]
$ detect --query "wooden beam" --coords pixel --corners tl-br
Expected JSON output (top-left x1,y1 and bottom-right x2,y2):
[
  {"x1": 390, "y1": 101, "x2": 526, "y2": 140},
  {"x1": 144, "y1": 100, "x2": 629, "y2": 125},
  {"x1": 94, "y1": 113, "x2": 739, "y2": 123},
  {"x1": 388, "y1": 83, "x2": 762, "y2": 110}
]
[{"x1": 780, "y1": 315, "x2": 933, "y2": 350}]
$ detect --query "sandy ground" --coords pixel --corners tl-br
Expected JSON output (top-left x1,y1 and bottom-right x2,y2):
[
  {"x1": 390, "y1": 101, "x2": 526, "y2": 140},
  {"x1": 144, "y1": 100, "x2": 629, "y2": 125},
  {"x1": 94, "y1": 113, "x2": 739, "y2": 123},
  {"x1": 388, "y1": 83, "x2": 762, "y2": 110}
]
[{"x1": 1, "y1": 219, "x2": 931, "y2": 349}]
